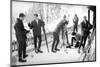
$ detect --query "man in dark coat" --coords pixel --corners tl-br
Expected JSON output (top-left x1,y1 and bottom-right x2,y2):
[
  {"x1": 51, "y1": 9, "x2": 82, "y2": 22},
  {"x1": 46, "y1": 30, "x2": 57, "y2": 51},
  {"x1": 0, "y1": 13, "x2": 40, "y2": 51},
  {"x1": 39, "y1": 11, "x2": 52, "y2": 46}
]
[
  {"x1": 73, "y1": 14, "x2": 79, "y2": 32},
  {"x1": 51, "y1": 15, "x2": 69, "y2": 53},
  {"x1": 28, "y1": 14, "x2": 45, "y2": 53},
  {"x1": 78, "y1": 16, "x2": 92, "y2": 53},
  {"x1": 14, "y1": 13, "x2": 29, "y2": 62},
  {"x1": 67, "y1": 32, "x2": 81, "y2": 48}
]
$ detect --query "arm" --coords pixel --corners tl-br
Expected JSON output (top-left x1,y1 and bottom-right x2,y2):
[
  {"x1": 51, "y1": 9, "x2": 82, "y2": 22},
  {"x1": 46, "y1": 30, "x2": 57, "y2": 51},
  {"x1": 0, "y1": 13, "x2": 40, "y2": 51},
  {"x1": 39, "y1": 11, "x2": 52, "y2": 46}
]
[
  {"x1": 88, "y1": 21, "x2": 93, "y2": 30},
  {"x1": 28, "y1": 21, "x2": 34, "y2": 29},
  {"x1": 77, "y1": 17, "x2": 79, "y2": 24},
  {"x1": 20, "y1": 22, "x2": 29, "y2": 34},
  {"x1": 14, "y1": 22, "x2": 25, "y2": 34},
  {"x1": 41, "y1": 20, "x2": 45, "y2": 33},
  {"x1": 73, "y1": 17, "x2": 75, "y2": 23},
  {"x1": 81, "y1": 22, "x2": 84, "y2": 36},
  {"x1": 19, "y1": 22, "x2": 29, "y2": 34},
  {"x1": 65, "y1": 20, "x2": 68, "y2": 25}
]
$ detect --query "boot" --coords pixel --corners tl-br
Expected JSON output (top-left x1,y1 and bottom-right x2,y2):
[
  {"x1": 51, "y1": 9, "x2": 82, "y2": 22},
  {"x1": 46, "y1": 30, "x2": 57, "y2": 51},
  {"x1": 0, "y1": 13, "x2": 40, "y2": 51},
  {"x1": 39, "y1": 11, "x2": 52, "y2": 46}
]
[
  {"x1": 19, "y1": 58, "x2": 26, "y2": 62},
  {"x1": 23, "y1": 54, "x2": 28, "y2": 58}
]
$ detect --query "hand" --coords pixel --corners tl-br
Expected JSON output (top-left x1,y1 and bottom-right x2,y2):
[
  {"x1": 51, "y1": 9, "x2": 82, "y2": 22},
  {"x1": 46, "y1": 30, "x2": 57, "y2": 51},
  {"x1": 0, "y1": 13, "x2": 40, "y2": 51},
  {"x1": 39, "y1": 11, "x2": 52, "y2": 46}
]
[
  {"x1": 25, "y1": 30, "x2": 30, "y2": 34},
  {"x1": 27, "y1": 30, "x2": 30, "y2": 33},
  {"x1": 28, "y1": 23, "x2": 31, "y2": 27}
]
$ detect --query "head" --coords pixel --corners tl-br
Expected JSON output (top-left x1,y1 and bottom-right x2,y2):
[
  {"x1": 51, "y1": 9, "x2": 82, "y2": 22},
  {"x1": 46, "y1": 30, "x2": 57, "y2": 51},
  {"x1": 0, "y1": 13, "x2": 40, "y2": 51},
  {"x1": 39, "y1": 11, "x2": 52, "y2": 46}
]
[
  {"x1": 75, "y1": 14, "x2": 77, "y2": 17},
  {"x1": 34, "y1": 14, "x2": 38, "y2": 20},
  {"x1": 63, "y1": 15, "x2": 66, "y2": 20},
  {"x1": 72, "y1": 32, "x2": 76, "y2": 35},
  {"x1": 19, "y1": 13, "x2": 25, "y2": 20},
  {"x1": 83, "y1": 16, "x2": 87, "y2": 21}
]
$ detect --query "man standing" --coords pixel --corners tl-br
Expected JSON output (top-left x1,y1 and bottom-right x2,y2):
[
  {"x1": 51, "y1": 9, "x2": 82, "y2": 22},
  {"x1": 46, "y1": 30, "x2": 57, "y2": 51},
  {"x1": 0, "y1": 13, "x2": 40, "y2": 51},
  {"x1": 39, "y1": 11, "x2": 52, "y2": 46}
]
[
  {"x1": 73, "y1": 14, "x2": 79, "y2": 32},
  {"x1": 78, "y1": 16, "x2": 92, "y2": 53},
  {"x1": 51, "y1": 15, "x2": 69, "y2": 53},
  {"x1": 28, "y1": 14, "x2": 45, "y2": 53},
  {"x1": 14, "y1": 13, "x2": 29, "y2": 62}
]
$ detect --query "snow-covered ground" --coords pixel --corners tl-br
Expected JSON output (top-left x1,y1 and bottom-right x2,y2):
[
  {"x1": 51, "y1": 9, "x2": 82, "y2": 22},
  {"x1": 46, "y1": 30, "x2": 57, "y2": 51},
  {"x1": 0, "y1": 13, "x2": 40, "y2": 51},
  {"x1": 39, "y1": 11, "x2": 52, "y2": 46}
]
[{"x1": 11, "y1": 26, "x2": 96, "y2": 65}]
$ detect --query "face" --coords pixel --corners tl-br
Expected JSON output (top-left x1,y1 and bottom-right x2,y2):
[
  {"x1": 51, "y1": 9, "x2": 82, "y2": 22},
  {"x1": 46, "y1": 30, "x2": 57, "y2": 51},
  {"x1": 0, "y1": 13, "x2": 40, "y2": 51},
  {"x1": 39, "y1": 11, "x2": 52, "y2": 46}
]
[
  {"x1": 83, "y1": 16, "x2": 87, "y2": 21},
  {"x1": 63, "y1": 15, "x2": 66, "y2": 20},
  {"x1": 20, "y1": 16, "x2": 25, "y2": 21},
  {"x1": 75, "y1": 14, "x2": 77, "y2": 17},
  {"x1": 34, "y1": 16, "x2": 38, "y2": 20},
  {"x1": 22, "y1": 16, "x2": 25, "y2": 20}
]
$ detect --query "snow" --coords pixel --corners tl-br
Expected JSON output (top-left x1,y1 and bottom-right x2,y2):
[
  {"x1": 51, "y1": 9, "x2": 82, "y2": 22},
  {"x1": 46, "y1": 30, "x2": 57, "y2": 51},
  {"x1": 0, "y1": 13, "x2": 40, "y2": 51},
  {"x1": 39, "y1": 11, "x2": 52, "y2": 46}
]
[{"x1": 11, "y1": 26, "x2": 96, "y2": 65}]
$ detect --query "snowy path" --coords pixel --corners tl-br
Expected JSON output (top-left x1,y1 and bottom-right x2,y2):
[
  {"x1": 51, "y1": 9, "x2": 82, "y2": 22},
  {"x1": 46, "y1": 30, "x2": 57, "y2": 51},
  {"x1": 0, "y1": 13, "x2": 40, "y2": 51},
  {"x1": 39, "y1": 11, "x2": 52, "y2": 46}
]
[
  {"x1": 11, "y1": 26, "x2": 95, "y2": 65},
  {"x1": 12, "y1": 44, "x2": 82, "y2": 65}
]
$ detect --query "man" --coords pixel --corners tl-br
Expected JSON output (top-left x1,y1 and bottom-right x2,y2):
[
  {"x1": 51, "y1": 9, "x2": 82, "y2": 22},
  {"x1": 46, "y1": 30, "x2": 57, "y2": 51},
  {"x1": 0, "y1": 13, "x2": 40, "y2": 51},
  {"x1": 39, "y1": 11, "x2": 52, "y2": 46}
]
[
  {"x1": 28, "y1": 14, "x2": 45, "y2": 53},
  {"x1": 73, "y1": 14, "x2": 79, "y2": 32},
  {"x1": 78, "y1": 16, "x2": 92, "y2": 53},
  {"x1": 67, "y1": 32, "x2": 81, "y2": 48},
  {"x1": 51, "y1": 15, "x2": 69, "y2": 53},
  {"x1": 14, "y1": 13, "x2": 29, "y2": 62}
]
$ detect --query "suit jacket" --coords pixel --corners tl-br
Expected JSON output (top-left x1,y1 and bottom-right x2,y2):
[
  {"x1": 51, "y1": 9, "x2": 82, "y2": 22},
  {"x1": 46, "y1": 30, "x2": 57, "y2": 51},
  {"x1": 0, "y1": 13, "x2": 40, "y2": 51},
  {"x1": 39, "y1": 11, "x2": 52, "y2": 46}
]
[
  {"x1": 14, "y1": 18, "x2": 28, "y2": 41},
  {"x1": 81, "y1": 20, "x2": 92, "y2": 36},
  {"x1": 54, "y1": 20, "x2": 68, "y2": 35},
  {"x1": 73, "y1": 16, "x2": 79, "y2": 24},
  {"x1": 28, "y1": 19, "x2": 45, "y2": 36}
]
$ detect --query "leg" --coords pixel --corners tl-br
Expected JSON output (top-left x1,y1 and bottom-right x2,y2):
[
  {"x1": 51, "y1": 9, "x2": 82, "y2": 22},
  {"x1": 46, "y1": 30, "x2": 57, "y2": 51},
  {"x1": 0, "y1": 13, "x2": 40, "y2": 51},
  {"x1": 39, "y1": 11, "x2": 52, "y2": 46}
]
[
  {"x1": 38, "y1": 35, "x2": 42, "y2": 50},
  {"x1": 79, "y1": 36, "x2": 84, "y2": 49},
  {"x1": 66, "y1": 37, "x2": 76, "y2": 48},
  {"x1": 16, "y1": 35, "x2": 23, "y2": 59},
  {"x1": 55, "y1": 35, "x2": 60, "y2": 51},
  {"x1": 82, "y1": 36, "x2": 88, "y2": 48},
  {"x1": 65, "y1": 31, "x2": 70, "y2": 46},
  {"x1": 78, "y1": 36, "x2": 84, "y2": 53},
  {"x1": 18, "y1": 41, "x2": 23, "y2": 59},
  {"x1": 71, "y1": 37, "x2": 76, "y2": 46},
  {"x1": 18, "y1": 40, "x2": 26, "y2": 62},
  {"x1": 23, "y1": 40, "x2": 28, "y2": 58},
  {"x1": 34, "y1": 35, "x2": 37, "y2": 53},
  {"x1": 73, "y1": 24, "x2": 75, "y2": 32},
  {"x1": 51, "y1": 33, "x2": 57, "y2": 52},
  {"x1": 81, "y1": 36, "x2": 86, "y2": 53},
  {"x1": 76, "y1": 24, "x2": 78, "y2": 32},
  {"x1": 38, "y1": 35, "x2": 43, "y2": 53},
  {"x1": 61, "y1": 30, "x2": 64, "y2": 46},
  {"x1": 75, "y1": 41, "x2": 80, "y2": 48}
]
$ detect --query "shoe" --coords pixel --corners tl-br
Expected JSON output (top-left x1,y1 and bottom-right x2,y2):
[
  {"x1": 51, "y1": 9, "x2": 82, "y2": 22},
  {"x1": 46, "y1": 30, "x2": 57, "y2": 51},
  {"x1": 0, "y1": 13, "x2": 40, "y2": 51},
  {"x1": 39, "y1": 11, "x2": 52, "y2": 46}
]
[
  {"x1": 75, "y1": 45, "x2": 79, "y2": 48},
  {"x1": 55, "y1": 48, "x2": 60, "y2": 51},
  {"x1": 38, "y1": 50, "x2": 43, "y2": 53},
  {"x1": 66, "y1": 46, "x2": 71, "y2": 48},
  {"x1": 19, "y1": 59, "x2": 26, "y2": 62},
  {"x1": 70, "y1": 45, "x2": 73, "y2": 46},
  {"x1": 51, "y1": 50, "x2": 57, "y2": 53},
  {"x1": 23, "y1": 54, "x2": 28, "y2": 58}
]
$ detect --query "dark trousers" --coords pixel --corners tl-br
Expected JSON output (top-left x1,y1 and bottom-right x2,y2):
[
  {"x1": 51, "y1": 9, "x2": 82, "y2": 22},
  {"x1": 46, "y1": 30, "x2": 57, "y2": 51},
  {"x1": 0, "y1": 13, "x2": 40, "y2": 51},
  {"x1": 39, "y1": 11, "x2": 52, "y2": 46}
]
[
  {"x1": 71, "y1": 37, "x2": 80, "y2": 47},
  {"x1": 16, "y1": 35, "x2": 26, "y2": 59},
  {"x1": 71, "y1": 37, "x2": 76, "y2": 46},
  {"x1": 79, "y1": 35, "x2": 88, "y2": 49},
  {"x1": 65, "y1": 31, "x2": 70, "y2": 45},
  {"x1": 34, "y1": 35, "x2": 42, "y2": 50},
  {"x1": 73, "y1": 24, "x2": 78, "y2": 32},
  {"x1": 52, "y1": 32, "x2": 59, "y2": 51}
]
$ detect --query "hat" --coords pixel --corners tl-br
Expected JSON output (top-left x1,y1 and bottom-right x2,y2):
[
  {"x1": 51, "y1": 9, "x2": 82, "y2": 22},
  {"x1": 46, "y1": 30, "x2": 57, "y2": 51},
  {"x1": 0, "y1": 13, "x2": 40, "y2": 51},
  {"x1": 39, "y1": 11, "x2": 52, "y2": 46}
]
[
  {"x1": 34, "y1": 14, "x2": 38, "y2": 17},
  {"x1": 19, "y1": 13, "x2": 25, "y2": 17}
]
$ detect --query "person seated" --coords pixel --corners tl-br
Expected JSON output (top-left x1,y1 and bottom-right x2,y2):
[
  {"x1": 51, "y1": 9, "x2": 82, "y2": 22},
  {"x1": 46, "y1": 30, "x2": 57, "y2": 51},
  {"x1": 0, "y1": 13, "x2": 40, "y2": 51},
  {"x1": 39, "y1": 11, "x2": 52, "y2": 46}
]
[{"x1": 66, "y1": 32, "x2": 81, "y2": 48}]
